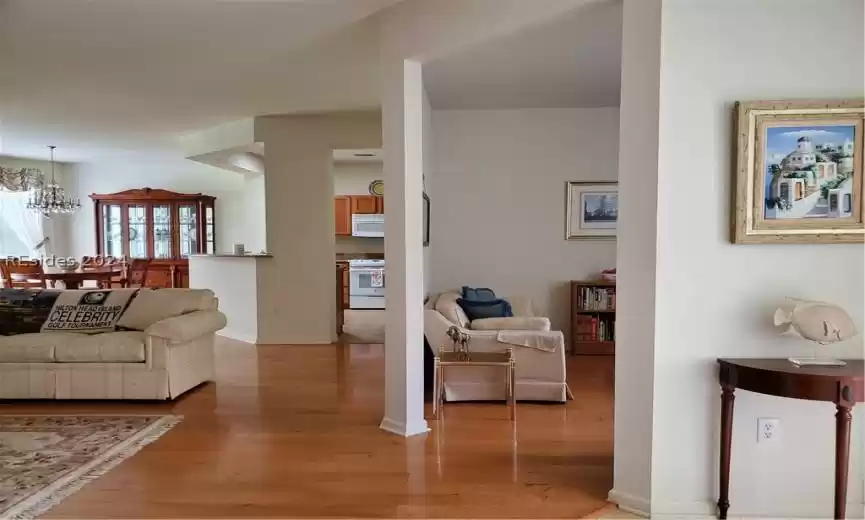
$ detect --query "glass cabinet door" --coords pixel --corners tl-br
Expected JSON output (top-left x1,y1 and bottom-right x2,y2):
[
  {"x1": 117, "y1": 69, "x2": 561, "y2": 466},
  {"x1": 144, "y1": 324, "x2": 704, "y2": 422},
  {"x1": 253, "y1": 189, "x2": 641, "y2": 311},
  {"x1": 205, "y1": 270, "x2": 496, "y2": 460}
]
[
  {"x1": 178, "y1": 204, "x2": 199, "y2": 257},
  {"x1": 152, "y1": 204, "x2": 173, "y2": 259},
  {"x1": 101, "y1": 204, "x2": 123, "y2": 256},
  {"x1": 127, "y1": 204, "x2": 148, "y2": 258},
  {"x1": 205, "y1": 205, "x2": 215, "y2": 254}
]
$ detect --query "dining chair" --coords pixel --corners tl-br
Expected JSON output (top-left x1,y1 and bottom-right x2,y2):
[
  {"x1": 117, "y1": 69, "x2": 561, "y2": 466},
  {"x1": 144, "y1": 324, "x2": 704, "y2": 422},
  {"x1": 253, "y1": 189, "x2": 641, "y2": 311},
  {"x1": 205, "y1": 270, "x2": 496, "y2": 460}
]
[
  {"x1": 123, "y1": 259, "x2": 150, "y2": 288},
  {"x1": 83, "y1": 256, "x2": 124, "y2": 288},
  {"x1": 0, "y1": 260, "x2": 46, "y2": 289}
]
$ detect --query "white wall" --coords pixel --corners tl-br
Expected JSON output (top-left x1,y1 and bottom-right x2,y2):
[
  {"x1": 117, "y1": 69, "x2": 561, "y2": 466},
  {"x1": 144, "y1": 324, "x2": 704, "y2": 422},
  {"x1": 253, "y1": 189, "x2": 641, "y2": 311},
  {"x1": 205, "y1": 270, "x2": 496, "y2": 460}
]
[
  {"x1": 254, "y1": 112, "x2": 381, "y2": 345},
  {"x1": 62, "y1": 159, "x2": 246, "y2": 257},
  {"x1": 430, "y1": 108, "x2": 619, "y2": 338},
  {"x1": 242, "y1": 175, "x2": 267, "y2": 253},
  {"x1": 333, "y1": 162, "x2": 382, "y2": 195},
  {"x1": 649, "y1": 0, "x2": 864, "y2": 517}
]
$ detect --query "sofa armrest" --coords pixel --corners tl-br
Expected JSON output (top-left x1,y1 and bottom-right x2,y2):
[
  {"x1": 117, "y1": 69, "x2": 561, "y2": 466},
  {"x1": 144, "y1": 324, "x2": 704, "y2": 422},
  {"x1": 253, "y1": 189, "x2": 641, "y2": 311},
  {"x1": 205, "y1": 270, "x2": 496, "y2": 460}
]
[
  {"x1": 453, "y1": 330, "x2": 565, "y2": 381},
  {"x1": 471, "y1": 317, "x2": 550, "y2": 331},
  {"x1": 145, "y1": 310, "x2": 227, "y2": 344}
]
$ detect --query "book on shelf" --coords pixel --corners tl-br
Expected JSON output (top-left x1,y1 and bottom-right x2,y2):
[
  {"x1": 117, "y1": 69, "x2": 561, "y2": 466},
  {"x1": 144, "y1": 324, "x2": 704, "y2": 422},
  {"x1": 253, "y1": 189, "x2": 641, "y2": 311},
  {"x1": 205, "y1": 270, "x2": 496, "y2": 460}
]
[
  {"x1": 574, "y1": 314, "x2": 616, "y2": 342},
  {"x1": 580, "y1": 287, "x2": 616, "y2": 311}
]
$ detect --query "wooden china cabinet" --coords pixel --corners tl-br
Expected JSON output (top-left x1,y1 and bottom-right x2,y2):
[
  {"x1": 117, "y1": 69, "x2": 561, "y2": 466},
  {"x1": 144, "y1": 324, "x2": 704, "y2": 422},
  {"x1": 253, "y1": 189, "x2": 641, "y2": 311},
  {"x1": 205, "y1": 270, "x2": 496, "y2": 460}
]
[{"x1": 91, "y1": 188, "x2": 216, "y2": 288}]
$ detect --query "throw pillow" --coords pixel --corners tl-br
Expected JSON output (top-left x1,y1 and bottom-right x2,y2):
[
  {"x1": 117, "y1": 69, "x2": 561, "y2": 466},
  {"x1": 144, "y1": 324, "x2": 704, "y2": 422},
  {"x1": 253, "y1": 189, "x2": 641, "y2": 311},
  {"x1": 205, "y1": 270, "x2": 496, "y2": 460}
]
[
  {"x1": 456, "y1": 298, "x2": 513, "y2": 321},
  {"x1": 461, "y1": 286, "x2": 497, "y2": 302},
  {"x1": 40, "y1": 289, "x2": 140, "y2": 334}
]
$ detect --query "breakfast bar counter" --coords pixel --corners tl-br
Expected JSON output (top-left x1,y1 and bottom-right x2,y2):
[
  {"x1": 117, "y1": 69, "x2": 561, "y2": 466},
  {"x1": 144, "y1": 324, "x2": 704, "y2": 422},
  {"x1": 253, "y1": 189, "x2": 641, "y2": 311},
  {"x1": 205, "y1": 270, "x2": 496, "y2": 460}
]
[{"x1": 188, "y1": 254, "x2": 273, "y2": 343}]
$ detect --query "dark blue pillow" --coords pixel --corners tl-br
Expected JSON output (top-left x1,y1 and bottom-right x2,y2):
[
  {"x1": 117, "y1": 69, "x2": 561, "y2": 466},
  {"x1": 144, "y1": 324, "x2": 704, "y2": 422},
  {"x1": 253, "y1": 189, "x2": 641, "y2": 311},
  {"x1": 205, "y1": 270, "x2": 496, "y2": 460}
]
[
  {"x1": 457, "y1": 298, "x2": 513, "y2": 321},
  {"x1": 461, "y1": 286, "x2": 497, "y2": 302}
]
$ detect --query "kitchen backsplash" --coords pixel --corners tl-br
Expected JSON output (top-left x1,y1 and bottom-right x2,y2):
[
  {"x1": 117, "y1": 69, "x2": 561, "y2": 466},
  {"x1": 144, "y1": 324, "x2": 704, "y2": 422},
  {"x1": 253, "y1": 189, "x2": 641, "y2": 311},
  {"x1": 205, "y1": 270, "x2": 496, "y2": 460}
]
[{"x1": 335, "y1": 236, "x2": 384, "y2": 254}]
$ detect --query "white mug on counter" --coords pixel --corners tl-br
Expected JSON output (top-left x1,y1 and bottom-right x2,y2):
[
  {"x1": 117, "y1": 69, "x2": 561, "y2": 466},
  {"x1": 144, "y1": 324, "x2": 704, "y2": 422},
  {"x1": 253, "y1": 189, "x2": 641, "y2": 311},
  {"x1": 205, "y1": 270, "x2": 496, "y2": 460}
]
[{"x1": 233, "y1": 243, "x2": 245, "y2": 256}]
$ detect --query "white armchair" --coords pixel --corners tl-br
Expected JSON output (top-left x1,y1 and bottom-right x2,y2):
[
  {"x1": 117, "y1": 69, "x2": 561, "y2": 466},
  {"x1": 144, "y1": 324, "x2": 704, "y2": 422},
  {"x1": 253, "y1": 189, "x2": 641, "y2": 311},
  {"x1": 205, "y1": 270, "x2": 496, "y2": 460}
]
[{"x1": 425, "y1": 293, "x2": 569, "y2": 402}]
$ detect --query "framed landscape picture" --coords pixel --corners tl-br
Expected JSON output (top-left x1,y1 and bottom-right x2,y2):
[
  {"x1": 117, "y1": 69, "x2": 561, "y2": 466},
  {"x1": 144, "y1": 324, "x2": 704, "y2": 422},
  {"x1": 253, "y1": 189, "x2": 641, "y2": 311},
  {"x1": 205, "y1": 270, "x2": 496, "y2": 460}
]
[
  {"x1": 566, "y1": 181, "x2": 618, "y2": 240},
  {"x1": 733, "y1": 99, "x2": 865, "y2": 244}
]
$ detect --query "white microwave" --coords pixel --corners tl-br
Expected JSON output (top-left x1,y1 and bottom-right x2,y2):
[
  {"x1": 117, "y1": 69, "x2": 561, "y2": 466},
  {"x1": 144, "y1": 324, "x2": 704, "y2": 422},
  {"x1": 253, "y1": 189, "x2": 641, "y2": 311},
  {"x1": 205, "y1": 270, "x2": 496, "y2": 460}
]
[{"x1": 351, "y1": 214, "x2": 385, "y2": 237}]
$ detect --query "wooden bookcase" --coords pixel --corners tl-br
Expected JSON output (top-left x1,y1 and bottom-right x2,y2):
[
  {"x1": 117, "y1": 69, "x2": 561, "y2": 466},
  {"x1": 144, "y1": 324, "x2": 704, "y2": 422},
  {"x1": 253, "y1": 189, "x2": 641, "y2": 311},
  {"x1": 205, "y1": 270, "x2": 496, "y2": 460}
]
[{"x1": 570, "y1": 280, "x2": 616, "y2": 355}]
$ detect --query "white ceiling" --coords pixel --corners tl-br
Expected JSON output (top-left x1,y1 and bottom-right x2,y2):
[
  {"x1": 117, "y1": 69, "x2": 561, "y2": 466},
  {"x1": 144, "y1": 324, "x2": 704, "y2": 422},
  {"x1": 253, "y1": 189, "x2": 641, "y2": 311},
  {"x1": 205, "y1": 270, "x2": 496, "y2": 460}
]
[
  {"x1": 1, "y1": 0, "x2": 623, "y2": 163},
  {"x1": 424, "y1": 0, "x2": 622, "y2": 109},
  {"x1": 0, "y1": 0, "x2": 399, "y2": 162}
]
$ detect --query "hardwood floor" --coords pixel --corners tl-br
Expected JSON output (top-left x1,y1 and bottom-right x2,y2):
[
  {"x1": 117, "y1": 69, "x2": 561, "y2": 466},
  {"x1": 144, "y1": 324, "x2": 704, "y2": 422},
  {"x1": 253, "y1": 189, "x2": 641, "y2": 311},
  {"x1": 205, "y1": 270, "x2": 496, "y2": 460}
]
[{"x1": 0, "y1": 339, "x2": 614, "y2": 518}]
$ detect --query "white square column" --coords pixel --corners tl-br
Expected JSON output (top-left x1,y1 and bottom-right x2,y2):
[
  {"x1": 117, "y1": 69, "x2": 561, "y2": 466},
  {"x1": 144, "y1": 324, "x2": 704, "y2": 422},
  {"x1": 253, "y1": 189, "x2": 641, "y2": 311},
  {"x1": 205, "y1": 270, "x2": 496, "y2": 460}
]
[
  {"x1": 609, "y1": 0, "x2": 662, "y2": 515},
  {"x1": 380, "y1": 58, "x2": 428, "y2": 437}
]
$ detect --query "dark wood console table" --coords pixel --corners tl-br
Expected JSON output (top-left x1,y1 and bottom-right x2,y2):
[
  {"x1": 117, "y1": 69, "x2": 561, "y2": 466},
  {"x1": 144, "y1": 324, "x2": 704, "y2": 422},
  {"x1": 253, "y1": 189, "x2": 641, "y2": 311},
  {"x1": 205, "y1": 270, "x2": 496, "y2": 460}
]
[{"x1": 717, "y1": 358, "x2": 864, "y2": 520}]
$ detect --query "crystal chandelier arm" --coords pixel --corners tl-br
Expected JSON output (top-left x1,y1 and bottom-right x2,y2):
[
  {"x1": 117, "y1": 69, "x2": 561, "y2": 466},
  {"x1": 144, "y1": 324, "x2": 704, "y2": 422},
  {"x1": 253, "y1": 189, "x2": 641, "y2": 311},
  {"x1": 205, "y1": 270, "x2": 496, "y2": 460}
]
[{"x1": 25, "y1": 145, "x2": 81, "y2": 216}]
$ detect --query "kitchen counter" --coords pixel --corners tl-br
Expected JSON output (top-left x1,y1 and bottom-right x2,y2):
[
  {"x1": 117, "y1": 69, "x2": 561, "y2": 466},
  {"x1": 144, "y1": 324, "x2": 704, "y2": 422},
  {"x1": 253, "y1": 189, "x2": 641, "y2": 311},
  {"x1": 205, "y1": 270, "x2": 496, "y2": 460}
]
[{"x1": 188, "y1": 254, "x2": 272, "y2": 343}]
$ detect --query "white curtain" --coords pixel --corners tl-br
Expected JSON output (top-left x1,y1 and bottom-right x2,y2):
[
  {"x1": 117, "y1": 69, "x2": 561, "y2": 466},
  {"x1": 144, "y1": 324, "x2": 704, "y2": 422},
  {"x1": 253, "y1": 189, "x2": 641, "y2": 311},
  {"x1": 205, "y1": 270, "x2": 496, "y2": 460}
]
[{"x1": 0, "y1": 191, "x2": 46, "y2": 257}]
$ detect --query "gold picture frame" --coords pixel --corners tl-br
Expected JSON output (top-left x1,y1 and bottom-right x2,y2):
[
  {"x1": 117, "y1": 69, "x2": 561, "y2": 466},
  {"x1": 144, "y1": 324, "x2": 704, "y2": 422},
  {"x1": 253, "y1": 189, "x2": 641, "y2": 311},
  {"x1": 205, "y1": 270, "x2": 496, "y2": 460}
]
[
  {"x1": 732, "y1": 99, "x2": 865, "y2": 244},
  {"x1": 566, "y1": 181, "x2": 618, "y2": 240}
]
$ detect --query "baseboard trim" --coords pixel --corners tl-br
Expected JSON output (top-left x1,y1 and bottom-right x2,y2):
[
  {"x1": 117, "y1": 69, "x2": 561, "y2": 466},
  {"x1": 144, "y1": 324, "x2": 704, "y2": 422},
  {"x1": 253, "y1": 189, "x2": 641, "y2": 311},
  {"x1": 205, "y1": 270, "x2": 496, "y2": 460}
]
[
  {"x1": 649, "y1": 499, "x2": 864, "y2": 519},
  {"x1": 608, "y1": 489, "x2": 650, "y2": 517},
  {"x1": 379, "y1": 417, "x2": 430, "y2": 437},
  {"x1": 216, "y1": 329, "x2": 257, "y2": 344}
]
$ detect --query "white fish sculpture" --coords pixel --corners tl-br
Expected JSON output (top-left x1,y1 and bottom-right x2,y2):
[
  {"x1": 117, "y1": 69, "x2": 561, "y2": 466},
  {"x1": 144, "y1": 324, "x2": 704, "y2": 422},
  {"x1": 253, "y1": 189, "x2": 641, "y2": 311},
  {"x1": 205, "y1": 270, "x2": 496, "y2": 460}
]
[{"x1": 773, "y1": 298, "x2": 859, "y2": 345}]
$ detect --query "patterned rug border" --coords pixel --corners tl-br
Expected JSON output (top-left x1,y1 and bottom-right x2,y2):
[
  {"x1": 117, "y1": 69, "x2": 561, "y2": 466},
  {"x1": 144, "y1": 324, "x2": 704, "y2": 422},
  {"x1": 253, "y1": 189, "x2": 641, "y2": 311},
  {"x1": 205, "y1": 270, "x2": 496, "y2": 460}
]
[{"x1": 2, "y1": 414, "x2": 182, "y2": 520}]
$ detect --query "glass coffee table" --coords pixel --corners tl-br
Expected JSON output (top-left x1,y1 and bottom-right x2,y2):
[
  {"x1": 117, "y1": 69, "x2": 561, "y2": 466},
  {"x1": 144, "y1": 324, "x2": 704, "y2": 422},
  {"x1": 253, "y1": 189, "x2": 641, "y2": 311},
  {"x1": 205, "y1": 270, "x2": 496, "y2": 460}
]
[{"x1": 432, "y1": 347, "x2": 515, "y2": 421}]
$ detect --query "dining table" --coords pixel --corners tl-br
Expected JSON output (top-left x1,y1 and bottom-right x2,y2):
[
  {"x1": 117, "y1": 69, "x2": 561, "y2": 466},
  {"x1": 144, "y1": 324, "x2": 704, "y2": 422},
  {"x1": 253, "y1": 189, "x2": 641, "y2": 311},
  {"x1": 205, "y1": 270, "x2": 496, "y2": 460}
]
[{"x1": 17, "y1": 267, "x2": 125, "y2": 290}]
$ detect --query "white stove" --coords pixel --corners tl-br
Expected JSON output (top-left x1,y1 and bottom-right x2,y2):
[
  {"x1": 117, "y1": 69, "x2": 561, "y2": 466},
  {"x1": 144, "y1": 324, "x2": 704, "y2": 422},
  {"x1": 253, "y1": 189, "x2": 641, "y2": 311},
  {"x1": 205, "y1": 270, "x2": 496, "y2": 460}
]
[{"x1": 348, "y1": 259, "x2": 385, "y2": 309}]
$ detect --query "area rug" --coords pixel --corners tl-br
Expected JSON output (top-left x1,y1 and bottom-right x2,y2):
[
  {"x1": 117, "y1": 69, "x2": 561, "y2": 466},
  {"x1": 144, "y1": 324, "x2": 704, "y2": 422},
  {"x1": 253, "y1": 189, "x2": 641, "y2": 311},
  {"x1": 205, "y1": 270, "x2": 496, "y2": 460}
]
[{"x1": 0, "y1": 415, "x2": 181, "y2": 519}]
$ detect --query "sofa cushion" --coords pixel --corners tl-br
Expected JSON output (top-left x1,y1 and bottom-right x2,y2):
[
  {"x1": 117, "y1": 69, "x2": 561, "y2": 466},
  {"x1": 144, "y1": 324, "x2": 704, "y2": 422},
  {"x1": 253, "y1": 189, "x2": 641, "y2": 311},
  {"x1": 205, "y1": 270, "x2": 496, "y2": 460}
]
[
  {"x1": 471, "y1": 317, "x2": 551, "y2": 331},
  {"x1": 116, "y1": 289, "x2": 217, "y2": 331},
  {"x1": 0, "y1": 333, "x2": 80, "y2": 362},
  {"x1": 55, "y1": 331, "x2": 146, "y2": 363},
  {"x1": 435, "y1": 293, "x2": 470, "y2": 328}
]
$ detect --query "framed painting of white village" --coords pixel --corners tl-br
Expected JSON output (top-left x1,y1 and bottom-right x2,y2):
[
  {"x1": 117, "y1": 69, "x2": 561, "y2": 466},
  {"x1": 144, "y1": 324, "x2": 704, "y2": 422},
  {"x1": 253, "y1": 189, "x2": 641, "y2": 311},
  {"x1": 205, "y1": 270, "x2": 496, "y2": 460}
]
[{"x1": 733, "y1": 99, "x2": 865, "y2": 244}]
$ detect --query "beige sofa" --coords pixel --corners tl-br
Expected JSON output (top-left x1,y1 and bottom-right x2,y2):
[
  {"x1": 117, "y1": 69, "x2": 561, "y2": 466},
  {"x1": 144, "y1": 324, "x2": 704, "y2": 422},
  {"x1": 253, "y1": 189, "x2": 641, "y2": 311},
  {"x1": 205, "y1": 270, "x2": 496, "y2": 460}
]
[
  {"x1": 0, "y1": 289, "x2": 226, "y2": 400},
  {"x1": 425, "y1": 292, "x2": 568, "y2": 402}
]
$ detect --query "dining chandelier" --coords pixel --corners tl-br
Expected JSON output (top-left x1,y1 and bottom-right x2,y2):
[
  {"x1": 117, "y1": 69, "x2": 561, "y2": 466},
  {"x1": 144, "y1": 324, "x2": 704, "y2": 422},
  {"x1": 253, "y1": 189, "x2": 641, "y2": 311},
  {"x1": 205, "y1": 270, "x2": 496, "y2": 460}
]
[{"x1": 26, "y1": 145, "x2": 81, "y2": 217}]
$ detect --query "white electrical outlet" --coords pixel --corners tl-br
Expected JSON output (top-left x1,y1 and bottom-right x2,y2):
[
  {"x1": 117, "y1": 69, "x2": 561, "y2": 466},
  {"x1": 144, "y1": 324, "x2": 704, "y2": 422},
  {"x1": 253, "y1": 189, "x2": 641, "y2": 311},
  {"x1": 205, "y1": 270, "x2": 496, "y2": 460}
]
[{"x1": 757, "y1": 418, "x2": 779, "y2": 443}]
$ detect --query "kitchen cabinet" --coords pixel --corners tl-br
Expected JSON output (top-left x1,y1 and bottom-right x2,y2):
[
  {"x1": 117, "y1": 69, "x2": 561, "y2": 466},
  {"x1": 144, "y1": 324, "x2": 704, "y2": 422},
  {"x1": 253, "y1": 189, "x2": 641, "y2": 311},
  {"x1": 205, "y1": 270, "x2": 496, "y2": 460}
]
[
  {"x1": 334, "y1": 196, "x2": 352, "y2": 236},
  {"x1": 351, "y1": 195, "x2": 380, "y2": 215},
  {"x1": 91, "y1": 188, "x2": 216, "y2": 288},
  {"x1": 334, "y1": 195, "x2": 384, "y2": 236}
]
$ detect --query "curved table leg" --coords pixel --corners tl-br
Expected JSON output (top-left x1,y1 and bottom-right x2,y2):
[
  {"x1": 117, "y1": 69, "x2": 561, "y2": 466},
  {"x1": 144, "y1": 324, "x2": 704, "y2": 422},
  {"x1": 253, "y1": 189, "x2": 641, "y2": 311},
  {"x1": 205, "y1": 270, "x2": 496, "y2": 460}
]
[{"x1": 718, "y1": 384, "x2": 735, "y2": 519}]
